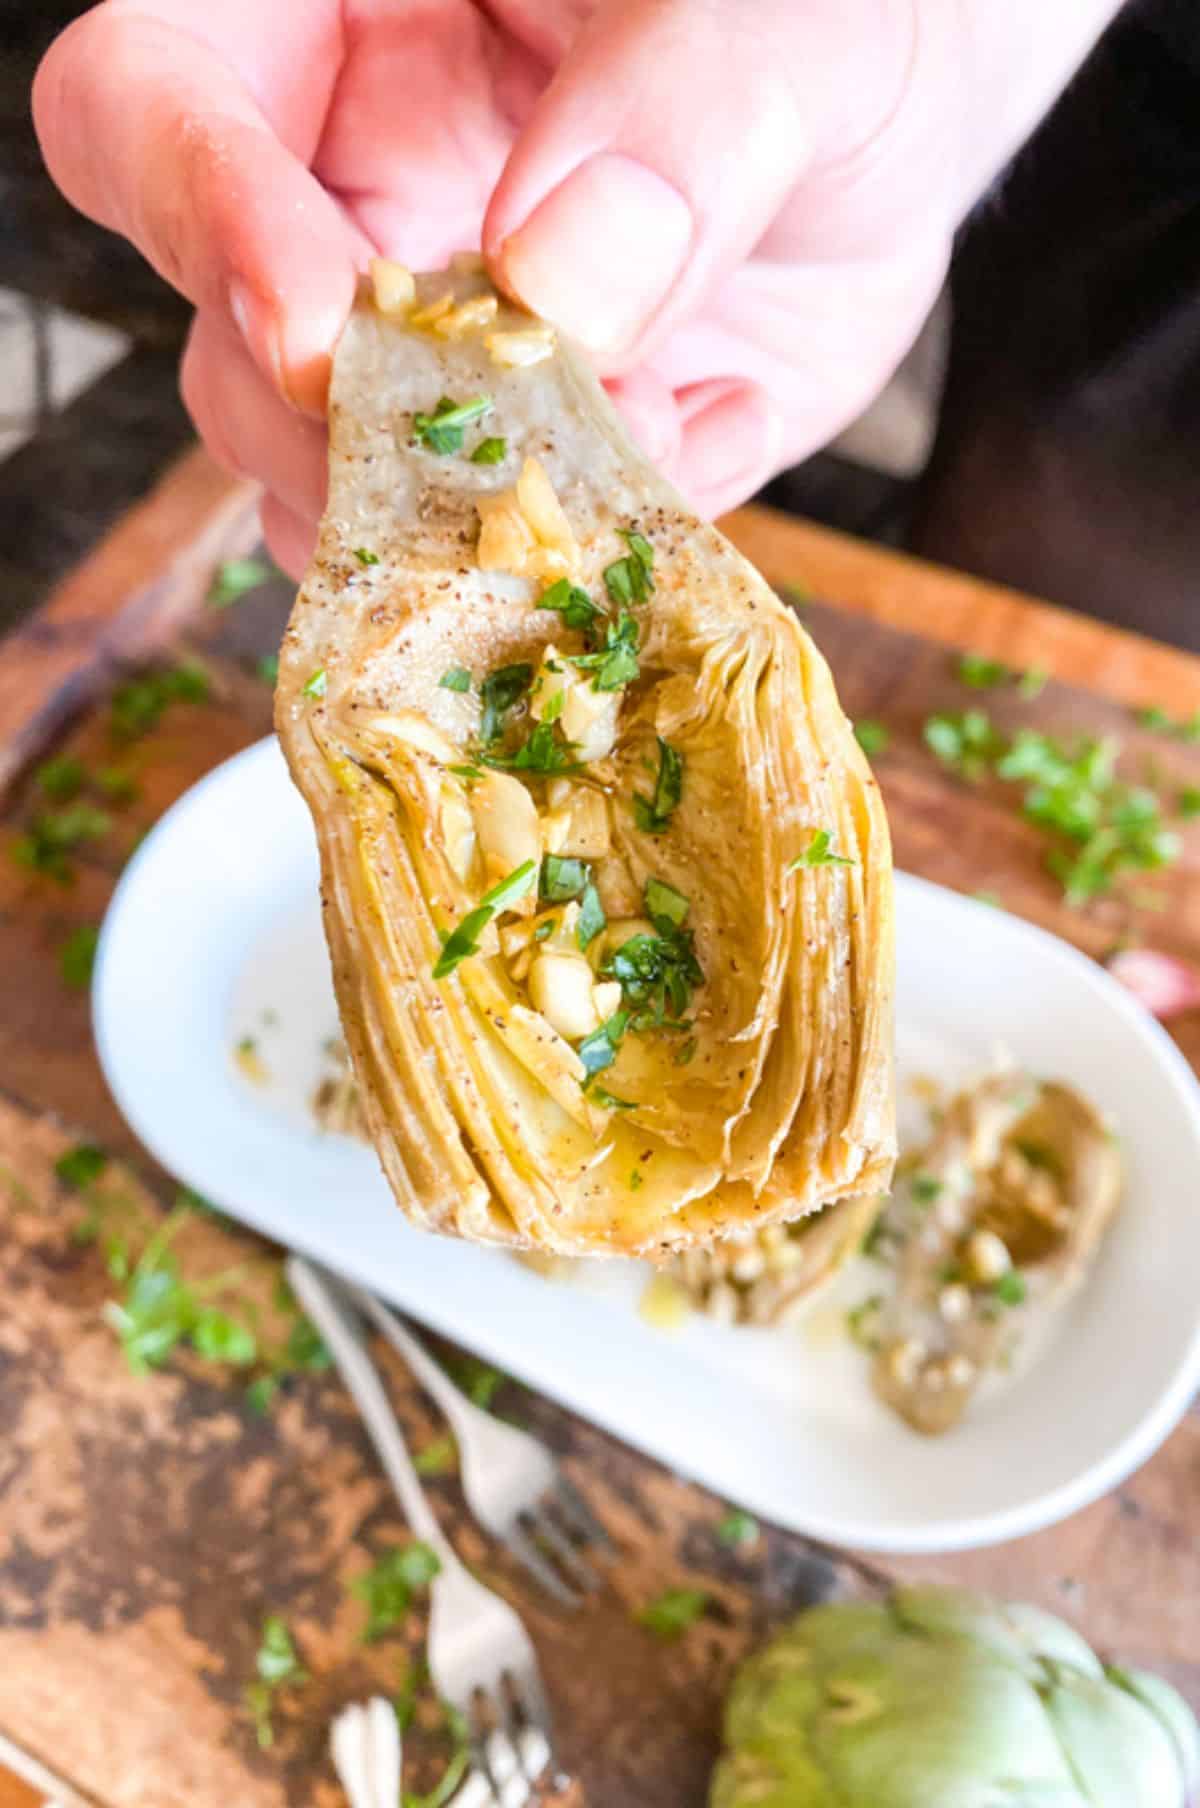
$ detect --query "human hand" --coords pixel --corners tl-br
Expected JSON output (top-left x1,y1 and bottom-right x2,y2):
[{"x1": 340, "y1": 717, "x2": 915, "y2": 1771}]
[{"x1": 34, "y1": 0, "x2": 1120, "y2": 576}]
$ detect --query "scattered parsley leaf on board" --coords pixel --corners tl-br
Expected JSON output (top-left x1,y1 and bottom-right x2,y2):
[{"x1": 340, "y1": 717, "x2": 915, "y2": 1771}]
[
  {"x1": 352, "y1": 1544, "x2": 442, "y2": 1642},
  {"x1": 1019, "y1": 665, "x2": 1049, "y2": 699},
  {"x1": 35, "y1": 755, "x2": 85, "y2": 801},
  {"x1": 208, "y1": 556, "x2": 272, "y2": 607},
  {"x1": 55, "y1": 1143, "x2": 108, "y2": 1189},
  {"x1": 60, "y1": 924, "x2": 99, "y2": 989},
  {"x1": 256, "y1": 653, "x2": 280, "y2": 685},
  {"x1": 414, "y1": 1435, "x2": 458, "y2": 1477},
  {"x1": 958, "y1": 652, "x2": 1011, "y2": 689},
  {"x1": 636, "y1": 1587, "x2": 711, "y2": 1641},
  {"x1": 244, "y1": 1614, "x2": 307, "y2": 1749},
  {"x1": 853, "y1": 720, "x2": 889, "y2": 757},
  {"x1": 1179, "y1": 786, "x2": 1200, "y2": 820},
  {"x1": 716, "y1": 1509, "x2": 760, "y2": 1548}
]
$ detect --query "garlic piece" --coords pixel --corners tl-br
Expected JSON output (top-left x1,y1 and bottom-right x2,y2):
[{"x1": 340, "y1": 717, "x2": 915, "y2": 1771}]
[
  {"x1": 470, "y1": 769, "x2": 540, "y2": 901},
  {"x1": 966, "y1": 1228, "x2": 1011, "y2": 1283},
  {"x1": 592, "y1": 979, "x2": 623, "y2": 1021},
  {"x1": 409, "y1": 291, "x2": 455, "y2": 328},
  {"x1": 486, "y1": 326, "x2": 556, "y2": 367},
  {"x1": 474, "y1": 456, "x2": 578, "y2": 580},
  {"x1": 528, "y1": 950, "x2": 604, "y2": 1040},
  {"x1": 369, "y1": 258, "x2": 415, "y2": 317},
  {"x1": 542, "y1": 784, "x2": 610, "y2": 859},
  {"x1": 476, "y1": 494, "x2": 536, "y2": 574},
  {"x1": 530, "y1": 645, "x2": 620, "y2": 763},
  {"x1": 367, "y1": 710, "x2": 457, "y2": 764},
  {"x1": 439, "y1": 784, "x2": 477, "y2": 884},
  {"x1": 938, "y1": 1282, "x2": 972, "y2": 1325},
  {"x1": 433, "y1": 294, "x2": 499, "y2": 338}
]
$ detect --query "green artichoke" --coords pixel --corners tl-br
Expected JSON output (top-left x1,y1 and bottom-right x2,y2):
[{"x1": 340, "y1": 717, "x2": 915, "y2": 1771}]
[{"x1": 712, "y1": 1587, "x2": 1199, "y2": 1808}]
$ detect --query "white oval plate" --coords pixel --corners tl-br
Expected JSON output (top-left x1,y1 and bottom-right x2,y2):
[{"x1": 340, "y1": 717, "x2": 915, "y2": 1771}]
[{"x1": 94, "y1": 737, "x2": 1200, "y2": 1553}]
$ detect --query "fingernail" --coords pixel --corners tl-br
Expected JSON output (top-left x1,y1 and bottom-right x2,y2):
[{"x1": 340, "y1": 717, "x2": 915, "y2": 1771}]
[
  {"x1": 676, "y1": 380, "x2": 779, "y2": 517},
  {"x1": 497, "y1": 153, "x2": 692, "y2": 356},
  {"x1": 229, "y1": 275, "x2": 283, "y2": 387}
]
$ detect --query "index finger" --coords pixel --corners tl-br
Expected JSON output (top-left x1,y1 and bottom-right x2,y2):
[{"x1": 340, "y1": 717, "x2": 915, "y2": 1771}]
[{"x1": 33, "y1": 4, "x2": 362, "y2": 411}]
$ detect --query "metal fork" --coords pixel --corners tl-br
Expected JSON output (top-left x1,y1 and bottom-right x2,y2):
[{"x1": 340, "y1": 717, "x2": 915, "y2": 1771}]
[
  {"x1": 350, "y1": 1284, "x2": 612, "y2": 1607},
  {"x1": 287, "y1": 1257, "x2": 553, "y2": 1807}
]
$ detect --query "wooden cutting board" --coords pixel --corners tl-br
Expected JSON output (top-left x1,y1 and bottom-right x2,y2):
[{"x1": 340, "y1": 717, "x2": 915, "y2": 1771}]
[{"x1": 0, "y1": 449, "x2": 1197, "y2": 1808}]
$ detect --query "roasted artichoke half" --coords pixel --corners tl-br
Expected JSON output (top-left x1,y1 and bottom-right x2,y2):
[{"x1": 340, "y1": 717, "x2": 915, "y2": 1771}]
[{"x1": 277, "y1": 260, "x2": 895, "y2": 1256}]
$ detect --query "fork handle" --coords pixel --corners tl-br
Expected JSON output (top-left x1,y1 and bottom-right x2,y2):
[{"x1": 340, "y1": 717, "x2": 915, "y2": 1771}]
[
  {"x1": 286, "y1": 1256, "x2": 459, "y2": 1566},
  {"x1": 351, "y1": 1285, "x2": 489, "y2": 1442}
]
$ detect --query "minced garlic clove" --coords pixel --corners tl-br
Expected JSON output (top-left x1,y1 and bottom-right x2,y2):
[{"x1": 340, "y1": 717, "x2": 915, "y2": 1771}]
[
  {"x1": 485, "y1": 326, "x2": 556, "y2": 367},
  {"x1": 369, "y1": 258, "x2": 416, "y2": 317}
]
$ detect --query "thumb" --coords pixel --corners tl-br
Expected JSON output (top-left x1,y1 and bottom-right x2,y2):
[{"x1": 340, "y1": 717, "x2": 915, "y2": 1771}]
[
  {"x1": 483, "y1": 0, "x2": 816, "y2": 365},
  {"x1": 484, "y1": 0, "x2": 920, "y2": 365}
]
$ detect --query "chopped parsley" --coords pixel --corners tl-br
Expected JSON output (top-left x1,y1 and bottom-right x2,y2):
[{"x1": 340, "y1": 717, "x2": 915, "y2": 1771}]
[
  {"x1": 1134, "y1": 703, "x2": 1200, "y2": 741},
  {"x1": 110, "y1": 663, "x2": 210, "y2": 740},
  {"x1": 12, "y1": 802, "x2": 111, "y2": 882},
  {"x1": 674, "y1": 1036, "x2": 697, "y2": 1066},
  {"x1": 481, "y1": 720, "x2": 580, "y2": 775},
  {"x1": 257, "y1": 653, "x2": 280, "y2": 685},
  {"x1": 433, "y1": 860, "x2": 538, "y2": 977},
  {"x1": 853, "y1": 720, "x2": 889, "y2": 757},
  {"x1": 470, "y1": 435, "x2": 508, "y2": 465},
  {"x1": 716, "y1": 1509, "x2": 760, "y2": 1549},
  {"x1": 56, "y1": 1143, "x2": 108, "y2": 1189},
  {"x1": 634, "y1": 737, "x2": 683, "y2": 834},
  {"x1": 957, "y1": 652, "x2": 1011, "y2": 689},
  {"x1": 993, "y1": 1269, "x2": 1027, "y2": 1307},
  {"x1": 244, "y1": 1614, "x2": 307, "y2": 1749},
  {"x1": 96, "y1": 766, "x2": 138, "y2": 804},
  {"x1": 208, "y1": 556, "x2": 272, "y2": 607},
  {"x1": 351, "y1": 1542, "x2": 441, "y2": 1643},
  {"x1": 910, "y1": 1173, "x2": 943, "y2": 1205},
  {"x1": 1019, "y1": 664, "x2": 1049, "y2": 699},
  {"x1": 1179, "y1": 786, "x2": 1200, "y2": 820},
  {"x1": 604, "y1": 529, "x2": 655, "y2": 606},
  {"x1": 537, "y1": 578, "x2": 603, "y2": 637},
  {"x1": 846, "y1": 1295, "x2": 884, "y2": 1350},
  {"x1": 414, "y1": 1434, "x2": 458, "y2": 1477},
  {"x1": 577, "y1": 1010, "x2": 629, "y2": 1078},
  {"x1": 567, "y1": 610, "x2": 640, "y2": 691},
  {"x1": 479, "y1": 662, "x2": 533, "y2": 744},
  {"x1": 352, "y1": 546, "x2": 380, "y2": 567},
  {"x1": 629, "y1": 1169, "x2": 643, "y2": 1191},
  {"x1": 602, "y1": 882, "x2": 703, "y2": 1024},
  {"x1": 60, "y1": 924, "x2": 100, "y2": 989},
  {"x1": 412, "y1": 394, "x2": 493, "y2": 454},
  {"x1": 788, "y1": 829, "x2": 855, "y2": 871},
  {"x1": 636, "y1": 1586, "x2": 710, "y2": 1641},
  {"x1": 302, "y1": 668, "x2": 327, "y2": 700},
  {"x1": 540, "y1": 854, "x2": 589, "y2": 902},
  {"x1": 577, "y1": 881, "x2": 606, "y2": 951},
  {"x1": 438, "y1": 666, "x2": 471, "y2": 693},
  {"x1": 924, "y1": 709, "x2": 1004, "y2": 781},
  {"x1": 35, "y1": 755, "x2": 85, "y2": 801}
]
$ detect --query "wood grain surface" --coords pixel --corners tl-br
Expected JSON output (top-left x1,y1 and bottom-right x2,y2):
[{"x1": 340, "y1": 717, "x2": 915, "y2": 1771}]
[{"x1": 0, "y1": 456, "x2": 1198, "y2": 1807}]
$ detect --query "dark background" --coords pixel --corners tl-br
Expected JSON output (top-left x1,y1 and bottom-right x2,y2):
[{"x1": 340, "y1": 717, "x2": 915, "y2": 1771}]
[{"x1": 2, "y1": 0, "x2": 1197, "y2": 649}]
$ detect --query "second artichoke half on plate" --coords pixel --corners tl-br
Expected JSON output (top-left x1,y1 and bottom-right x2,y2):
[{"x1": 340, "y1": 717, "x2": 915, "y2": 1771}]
[{"x1": 277, "y1": 261, "x2": 895, "y2": 1257}]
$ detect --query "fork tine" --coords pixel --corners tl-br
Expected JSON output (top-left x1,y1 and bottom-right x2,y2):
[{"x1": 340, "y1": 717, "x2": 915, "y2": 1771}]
[
  {"x1": 550, "y1": 1476, "x2": 615, "y2": 1552},
  {"x1": 450, "y1": 1767, "x2": 502, "y2": 1808},
  {"x1": 482, "y1": 1726, "x2": 531, "y2": 1808},
  {"x1": 525, "y1": 1505, "x2": 602, "y2": 1597},
  {"x1": 514, "y1": 1722, "x2": 552, "y2": 1787},
  {"x1": 500, "y1": 1524, "x2": 582, "y2": 1608}
]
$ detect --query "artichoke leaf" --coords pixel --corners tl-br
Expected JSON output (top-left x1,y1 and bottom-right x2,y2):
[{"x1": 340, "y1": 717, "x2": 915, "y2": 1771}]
[{"x1": 277, "y1": 264, "x2": 895, "y2": 1254}]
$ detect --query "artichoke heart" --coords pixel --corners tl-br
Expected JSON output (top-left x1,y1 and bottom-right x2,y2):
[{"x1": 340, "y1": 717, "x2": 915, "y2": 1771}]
[{"x1": 277, "y1": 262, "x2": 895, "y2": 1255}]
